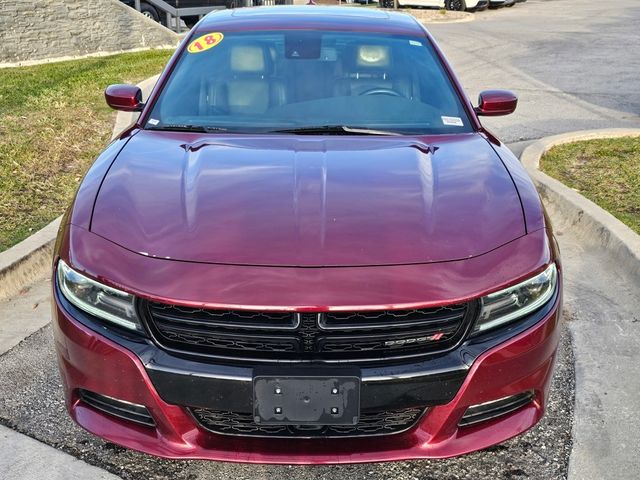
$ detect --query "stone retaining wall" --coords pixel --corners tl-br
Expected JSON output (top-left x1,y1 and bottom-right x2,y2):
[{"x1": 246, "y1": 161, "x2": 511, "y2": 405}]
[{"x1": 0, "y1": 0, "x2": 179, "y2": 65}]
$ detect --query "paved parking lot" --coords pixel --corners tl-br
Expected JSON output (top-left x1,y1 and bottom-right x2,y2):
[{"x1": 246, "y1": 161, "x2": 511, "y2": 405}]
[
  {"x1": 430, "y1": 0, "x2": 640, "y2": 143},
  {"x1": 1, "y1": 0, "x2": 639, "y2": 478}
]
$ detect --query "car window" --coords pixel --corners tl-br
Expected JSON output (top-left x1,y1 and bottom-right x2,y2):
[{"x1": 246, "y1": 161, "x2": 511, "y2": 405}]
[{"x1": 147, "y1": 30, "x2": 473, "y2": 134}]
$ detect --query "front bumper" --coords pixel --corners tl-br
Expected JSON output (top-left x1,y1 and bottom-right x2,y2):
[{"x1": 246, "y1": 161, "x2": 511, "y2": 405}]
[
  {"x1": 52, "y1": 283, "x2": 561, "y2": 463},
  {"x1": 470, "y1": 0, "x2": 489, "y2": 10}
]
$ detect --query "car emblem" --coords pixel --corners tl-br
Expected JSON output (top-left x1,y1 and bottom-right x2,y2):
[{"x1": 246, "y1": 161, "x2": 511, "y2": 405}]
[{"x1": 384, "y1": 332, "x2": 445, "y2": 347}]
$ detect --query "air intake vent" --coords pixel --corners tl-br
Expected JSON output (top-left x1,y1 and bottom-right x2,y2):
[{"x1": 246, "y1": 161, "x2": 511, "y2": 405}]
[
  {"x1": 459, "y1": 390, "x2": 535, "y2": 427},
  {"x1": 191, "y1": 407, "x2": 425, "y2": 438},
  {"x1": 79, "y1": 389, "x2": 155, "y2": 427}
]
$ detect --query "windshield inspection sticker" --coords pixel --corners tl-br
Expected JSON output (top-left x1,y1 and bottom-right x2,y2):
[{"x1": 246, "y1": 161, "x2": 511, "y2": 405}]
[
  {"x1": 147, "y1": 118, "x2": 160, "y2": 126},
  {"x1": 441, "y1": 116, "x2": 464, "y2": 127},
  {"x1": 409, "y1": 40, "x2": 423, "y2": 47},
  {"x1": 187, "y1": 32, "x2": 224, "y2": 54}
]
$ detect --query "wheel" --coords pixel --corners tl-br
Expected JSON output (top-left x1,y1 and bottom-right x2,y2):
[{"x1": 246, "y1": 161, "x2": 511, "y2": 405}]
[
  {"x1": 139, "y1": 2, "x2": 160, "y2": 22},
  {"x1": 445, "y1": 0, "x2": 467, "y2": 11},
  {"x1": 183, "y1": 16, "x2": 199, "y2": 28}
]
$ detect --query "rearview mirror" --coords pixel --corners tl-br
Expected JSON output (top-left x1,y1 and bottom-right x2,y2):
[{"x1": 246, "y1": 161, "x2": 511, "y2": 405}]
[
  {"x1": 475, "y1": 90, "x2": 518, "y2": 116},
  {"x1": 105, "y1": 84, "x2": 144, "y2": 112}
]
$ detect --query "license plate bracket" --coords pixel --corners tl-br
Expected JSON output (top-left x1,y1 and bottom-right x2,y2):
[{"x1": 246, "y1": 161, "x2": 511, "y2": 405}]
[{"x1": 253, "y1": 368, "x2": 360, "y2": 426}]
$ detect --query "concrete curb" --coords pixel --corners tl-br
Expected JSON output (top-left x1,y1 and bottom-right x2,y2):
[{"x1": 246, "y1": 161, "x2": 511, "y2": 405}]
[
  {"x1": 0, "y1": 48, "x2": 174, "y2": 70},
  {"x1": 424, "y1": 12, "x2": 475, "y2": 24},
  {"x1": 0, "y1": 75, "x2": 160, "y2": 301},
  {"x1": 521, "y1": 128, "x2": 640, "y2": 282},
  {"x1": 0, "y1": 425, "x2": 121, "y2": 480},
  {"x1": 398, "y1": 9, "x2": 475, "y2": 25},
  {"x1": 0, "y1": 218, "x2": 60, "y2": 302},
  {"x1": 420, "y1": 15, "x2": 475, "y2": 25},
  {"x1": 523, "y1": 130, "x2": 640, "y2": 479}
]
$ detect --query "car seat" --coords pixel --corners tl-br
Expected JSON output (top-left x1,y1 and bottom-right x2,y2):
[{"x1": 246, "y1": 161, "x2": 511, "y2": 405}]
[
  {"x1": 333, "y1": 44, "x2": 417, "y2": 99},
  {"x1": 202, "y1": 43, "x2": 287, "y2": 115}
]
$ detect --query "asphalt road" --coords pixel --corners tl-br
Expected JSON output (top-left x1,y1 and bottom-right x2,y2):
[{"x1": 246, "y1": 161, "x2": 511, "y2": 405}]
[
  {"x1": 1, "y1": 0, "x2": 639, "y2": 478},
  {"x1": 429, "y1": 0, "x2": 640, "y2": 143}
]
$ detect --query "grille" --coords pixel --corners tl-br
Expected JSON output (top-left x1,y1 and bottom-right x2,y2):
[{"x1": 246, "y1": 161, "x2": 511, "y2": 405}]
[
  {"x1": 79, "y1": 389, "x2": 155, "y2": 427},
  {"x1": 458, "y1": 390, "x2": 535, "y2": 427},
  {"x1": 190, "y1": 407, "x2": 424, "y2": 438},
  {"x1": 142, "y1": 301, "x2": 473, "y2": 363}
]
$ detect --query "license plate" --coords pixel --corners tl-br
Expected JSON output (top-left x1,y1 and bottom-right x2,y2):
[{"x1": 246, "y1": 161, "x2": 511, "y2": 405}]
[{"x1": 253, "y1": 369, "x2": 360, "y2": 426}]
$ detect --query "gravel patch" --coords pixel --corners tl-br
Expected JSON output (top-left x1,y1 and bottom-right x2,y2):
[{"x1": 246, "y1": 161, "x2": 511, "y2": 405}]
[
  {"x1": 0, "y1": 323, "x2": 574, "y2": 480},
  {"x1": 404, "y1": 9, "x2": 473, "y2": 24}
]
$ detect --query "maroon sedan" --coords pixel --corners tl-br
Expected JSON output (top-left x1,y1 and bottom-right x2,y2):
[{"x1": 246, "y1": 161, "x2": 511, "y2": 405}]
[{"x1": 52, "y1": 6, "x2": 562, "y2": 463}]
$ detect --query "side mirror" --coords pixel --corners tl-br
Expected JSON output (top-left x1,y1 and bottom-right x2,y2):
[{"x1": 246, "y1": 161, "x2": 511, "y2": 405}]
[
  {"x1": 475, "y1": 90, "x2": 518, "y2": 116},
  {"x1": 105, "y1": 84, "x2": 144, "y2": 112}
]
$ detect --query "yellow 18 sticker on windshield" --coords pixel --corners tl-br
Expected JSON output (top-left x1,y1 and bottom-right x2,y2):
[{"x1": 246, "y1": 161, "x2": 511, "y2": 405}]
[{"x1": 187, "y1": 32, "x2": 224, "y2": 54}]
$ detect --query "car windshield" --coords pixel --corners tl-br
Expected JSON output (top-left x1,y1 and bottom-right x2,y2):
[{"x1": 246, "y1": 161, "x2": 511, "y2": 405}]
[{"x1": 147, "y1": 30, "x2": 473, "y2": 135}]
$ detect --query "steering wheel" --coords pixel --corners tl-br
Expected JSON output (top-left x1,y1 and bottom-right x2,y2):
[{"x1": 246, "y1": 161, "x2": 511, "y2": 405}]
[{"x1": 359, "y1": 88, "x2": 403, "y2": 97}]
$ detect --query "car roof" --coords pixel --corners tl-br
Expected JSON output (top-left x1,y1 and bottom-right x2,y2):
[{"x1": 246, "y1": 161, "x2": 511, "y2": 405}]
[{"x1": 194, "y1": 6, "x2": 425, "y2": 36}]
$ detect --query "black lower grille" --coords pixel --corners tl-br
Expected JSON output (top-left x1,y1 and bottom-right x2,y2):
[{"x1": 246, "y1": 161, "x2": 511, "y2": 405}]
[
  {"x1": 142, "y1": 301, "x2": 475, "y2": 363},
  {"x1": 79, "y1": 389, "x2": 155, "y2": 427},
  {"x1": 458, "y1": 390, "x2": 535, "y2": 427},
  {"x1": 191, "y1": 407, "x2": 424, "y2": 438}
]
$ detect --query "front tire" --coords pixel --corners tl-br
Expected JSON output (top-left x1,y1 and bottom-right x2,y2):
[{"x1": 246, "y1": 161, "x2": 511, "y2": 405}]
[
  {"x1": 445, "y1": 0, "x2": 467, "y2": 11},
  {"x1": 183, "y1": 16, "x2": 199, "y2": 28},
  {"x1": 139, "y1": 2, "x2": 160, "y2": 22}
]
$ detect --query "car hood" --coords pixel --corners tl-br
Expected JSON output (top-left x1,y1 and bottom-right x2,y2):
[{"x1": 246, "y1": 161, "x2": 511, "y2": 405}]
[{"x1": 91, "y1": 131, "x2": 525, "y2": 267}]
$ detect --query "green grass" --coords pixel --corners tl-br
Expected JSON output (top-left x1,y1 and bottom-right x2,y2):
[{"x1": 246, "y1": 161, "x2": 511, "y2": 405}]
[
  {"x1": 0, "y1": 49, "x2": 172, "y2": 251},
  {"x1": 541, "y1": 136, "x2": 640, "y2": 234}
]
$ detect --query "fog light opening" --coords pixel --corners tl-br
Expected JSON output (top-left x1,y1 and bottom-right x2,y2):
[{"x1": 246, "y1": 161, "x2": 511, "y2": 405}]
[
  {"x1": 458, "y1": 390, "x2": 535, "y2": 427},
  {"x1": 78, "y1": 389, "x2": 156, "y2": 427}
]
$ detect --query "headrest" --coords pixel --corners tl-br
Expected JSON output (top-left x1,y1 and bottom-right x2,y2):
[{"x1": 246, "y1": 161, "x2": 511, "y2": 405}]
[
  {"x1": 230, "y1": 45, "x2": 269, "y2": 74},
  {"x1": 355, "y1": 45, "x2": 390, "y2": 69}
]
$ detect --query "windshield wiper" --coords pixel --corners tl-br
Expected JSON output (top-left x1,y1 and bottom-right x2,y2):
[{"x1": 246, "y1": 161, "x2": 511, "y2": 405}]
[
  {"x1": 270, "y1": 125, "x2": 401, "y2": 136},
  {"x1": 147, "y1": 124, "x2": 227, "y2": 133}
]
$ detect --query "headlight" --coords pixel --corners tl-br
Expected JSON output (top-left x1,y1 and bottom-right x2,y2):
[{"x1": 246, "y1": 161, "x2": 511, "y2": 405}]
[
  {"x1": 474, "y1": 263, "x2": 557, "y2": 333},
  {"x1": 57, "y1": 260, "x2": 143, "y2": 332}
]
